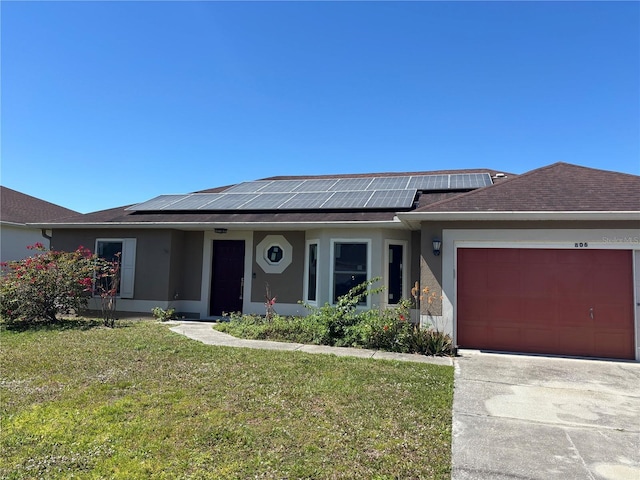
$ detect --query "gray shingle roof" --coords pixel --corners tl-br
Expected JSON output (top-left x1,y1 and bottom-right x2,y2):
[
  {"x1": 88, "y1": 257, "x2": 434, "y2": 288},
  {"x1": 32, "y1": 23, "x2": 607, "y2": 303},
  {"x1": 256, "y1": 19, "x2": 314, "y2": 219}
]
[
  {"x1": 1, "y1": 186, "x2": 78, "y2": 224},
  {"x1": 413, "y1": 162, "x2": 640, "y2": 212}
]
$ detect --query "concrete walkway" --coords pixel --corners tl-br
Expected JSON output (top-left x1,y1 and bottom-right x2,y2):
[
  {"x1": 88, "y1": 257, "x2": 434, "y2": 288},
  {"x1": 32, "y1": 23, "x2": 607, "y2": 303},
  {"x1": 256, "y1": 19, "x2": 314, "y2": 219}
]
[{"x1": 168, "y1": 320, "x2": 453, "y2": 366}]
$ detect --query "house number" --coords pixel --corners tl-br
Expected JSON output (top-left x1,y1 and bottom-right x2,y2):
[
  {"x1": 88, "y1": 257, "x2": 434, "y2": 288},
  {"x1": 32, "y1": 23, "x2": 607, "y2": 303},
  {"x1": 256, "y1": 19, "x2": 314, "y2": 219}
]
[{"x1": 574, "y1": 242, "x2": 588, "y2": 248}]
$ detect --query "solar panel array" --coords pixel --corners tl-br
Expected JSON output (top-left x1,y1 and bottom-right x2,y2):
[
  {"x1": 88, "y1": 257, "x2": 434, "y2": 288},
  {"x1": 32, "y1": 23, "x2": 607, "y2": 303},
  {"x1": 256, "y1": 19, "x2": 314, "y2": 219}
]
[{"x1": 127, "y1": 173, "x2": 492, "y2": 212}]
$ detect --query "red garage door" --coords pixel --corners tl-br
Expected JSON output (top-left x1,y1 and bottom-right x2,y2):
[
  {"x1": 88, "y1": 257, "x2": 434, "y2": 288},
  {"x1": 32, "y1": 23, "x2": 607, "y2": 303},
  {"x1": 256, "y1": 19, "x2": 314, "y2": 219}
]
[{"x1": 457, "y1": 248, "x2": 634, "y2": 359}]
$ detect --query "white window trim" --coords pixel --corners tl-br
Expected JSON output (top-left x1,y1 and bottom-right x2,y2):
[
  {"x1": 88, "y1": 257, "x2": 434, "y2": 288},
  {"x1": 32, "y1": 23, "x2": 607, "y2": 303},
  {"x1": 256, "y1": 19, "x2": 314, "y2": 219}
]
[
  {"x1": 330, "y1": 238, "x2": 372, "y2": 308},
  {"x1": 255, "y1": 235, "x2": 292, "y2": 274},
  {"x1": 304, "y1": 239, "x2": 320, "y2": 306},
  {"x1": 384, "y1": 239, "x2": 408, "y2": 306},
  {"x1": 95, "y1": 238, "x2": 136, "y2": 299}
]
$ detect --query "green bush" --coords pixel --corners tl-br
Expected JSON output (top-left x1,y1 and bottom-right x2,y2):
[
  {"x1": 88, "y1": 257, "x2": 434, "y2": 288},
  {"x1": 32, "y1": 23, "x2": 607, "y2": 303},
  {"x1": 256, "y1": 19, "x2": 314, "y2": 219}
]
[
  {"x1": 215, "y1": 279, "x2": 454, "y2": 356},
  {"x1": 151, "y1": 307, "x2": 177, "y2": 321}
]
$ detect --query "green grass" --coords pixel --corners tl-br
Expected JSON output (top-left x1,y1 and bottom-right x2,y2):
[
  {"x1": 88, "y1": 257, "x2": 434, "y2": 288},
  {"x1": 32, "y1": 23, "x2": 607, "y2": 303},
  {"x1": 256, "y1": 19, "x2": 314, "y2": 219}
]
[{"x1": 1, "y1": 319, "x2": 453, "y2": 479}]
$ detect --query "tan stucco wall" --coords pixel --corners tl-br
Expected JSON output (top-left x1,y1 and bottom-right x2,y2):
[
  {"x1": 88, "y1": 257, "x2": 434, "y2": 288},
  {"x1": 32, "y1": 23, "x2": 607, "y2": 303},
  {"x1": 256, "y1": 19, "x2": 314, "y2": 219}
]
[
  {"x1": 250, "y1": 231, "x2": 305, "y2": 304},
  {"x1": 52, "y1": 228, "x2": 199, "y2": 302},
  {"x1": 168, "y1": 230, "x2": 204, "y2": 301}
]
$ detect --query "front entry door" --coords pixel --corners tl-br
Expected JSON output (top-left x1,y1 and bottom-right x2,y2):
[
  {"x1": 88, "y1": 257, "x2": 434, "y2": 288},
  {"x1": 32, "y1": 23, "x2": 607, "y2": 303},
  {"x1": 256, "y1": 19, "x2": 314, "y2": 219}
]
[{"x1": 210, "y1": 240, "x2": 245, "y2": 316}]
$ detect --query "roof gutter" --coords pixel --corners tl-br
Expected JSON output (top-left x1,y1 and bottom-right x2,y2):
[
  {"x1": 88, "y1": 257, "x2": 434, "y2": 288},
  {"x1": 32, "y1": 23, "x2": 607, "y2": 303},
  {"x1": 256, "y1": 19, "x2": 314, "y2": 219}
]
[
  {"x1": 28, "y1": 218, "x2": 409, "y2": 231},
  {"x1": 396, "y1": 211, "x2": 640, "y2": 222}
]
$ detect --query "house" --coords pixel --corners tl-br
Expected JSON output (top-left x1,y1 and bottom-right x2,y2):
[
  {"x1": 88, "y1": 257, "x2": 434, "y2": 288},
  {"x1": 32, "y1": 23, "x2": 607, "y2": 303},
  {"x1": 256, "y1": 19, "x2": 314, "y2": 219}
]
[
  {"x1": 37, "y1": 162, "x2": 640, "y2": 360},
  {"x1": 0, "y1": 186, "x2": 78, "y2": 263}
]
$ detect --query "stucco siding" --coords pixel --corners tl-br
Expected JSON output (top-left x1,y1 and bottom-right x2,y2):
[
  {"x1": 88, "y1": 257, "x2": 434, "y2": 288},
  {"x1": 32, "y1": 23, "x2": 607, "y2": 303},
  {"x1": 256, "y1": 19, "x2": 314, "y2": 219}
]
[
  {"x1": 251, "y1": 231, "x2": 305, "y2": 304},
  {"x1": 52, "y1": 228, "x2": 173, "y2": 301},
  {"x1": 0, "y1": 224, "x2": 50, "y2": 262},
  {"x1": 168, "y1": 230, "x2": 203, "y2": 301}
]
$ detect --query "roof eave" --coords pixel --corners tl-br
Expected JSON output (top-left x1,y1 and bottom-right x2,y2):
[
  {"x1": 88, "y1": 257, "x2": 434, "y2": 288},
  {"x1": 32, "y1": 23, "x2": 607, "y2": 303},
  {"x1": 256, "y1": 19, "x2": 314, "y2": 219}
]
[
  {"x1": 396, "y1": 211, "x2": 640, "y2": 222},
  {"x1": 29, "y1": 218, "x2": 409, "y2": 231}
]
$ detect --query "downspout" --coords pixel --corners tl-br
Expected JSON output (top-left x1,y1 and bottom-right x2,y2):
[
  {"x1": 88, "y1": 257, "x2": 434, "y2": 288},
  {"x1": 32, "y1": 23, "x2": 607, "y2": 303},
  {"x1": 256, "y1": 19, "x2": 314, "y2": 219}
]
[{"x1": 41, "y1": 229, "x2": 52, "y2": 249}]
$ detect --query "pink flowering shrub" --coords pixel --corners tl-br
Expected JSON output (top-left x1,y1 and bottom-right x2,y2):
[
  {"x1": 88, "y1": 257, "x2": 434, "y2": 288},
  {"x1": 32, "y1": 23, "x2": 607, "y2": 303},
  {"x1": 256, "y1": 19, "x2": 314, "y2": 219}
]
[{"x1": 0, "y1": 244, "x2": 97, "y2": 324}]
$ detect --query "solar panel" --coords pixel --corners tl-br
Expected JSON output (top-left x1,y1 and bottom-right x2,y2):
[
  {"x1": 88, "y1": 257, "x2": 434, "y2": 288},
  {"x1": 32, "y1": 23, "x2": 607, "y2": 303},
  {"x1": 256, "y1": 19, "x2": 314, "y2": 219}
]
[
  {"x1": 329, "y1": 178, "x2": 375, "y2": 191},
  {"x1": 200, "y1": 193, "x2": 256, "y2": 209},
  {"x1": 239, "y1": 193, "x2": 296, "y2": 209},
  {"x1": 449, "y1": 173, "x2": 493, "y2": 189},
  {"x1": 292, "y1": 179, "x2": 340, "y2": 192},
  {"x1": 366, "y1": 189, "x2": 416, "y2": 209},
  {"x1": 408, "y1": 175, "x2": 449, "y2": 190},
  {"x1": 321, "y1": 191, "x2": 374, "y2": 209},
  {"x1": 157, "y1": 194, "x2": 220, "y2": 210},
  {"x1": 367, "y1": 177, "x2": 411, "y2": 190},
  {"x1": 279, "y1": 192, "x2": 335, "y2": 209},
  {"x1": 128, "y1": 171, "x2": 492, "y2": 212},
  {"x1": 257, "y1": 180, "x2": 305, "y2": 193},
  {"x1": 125, "y1": 195, "x2": 188, "y2": 211},
  {"x1": 224, "y1": 181, "x2": 273, "y2": 193}
]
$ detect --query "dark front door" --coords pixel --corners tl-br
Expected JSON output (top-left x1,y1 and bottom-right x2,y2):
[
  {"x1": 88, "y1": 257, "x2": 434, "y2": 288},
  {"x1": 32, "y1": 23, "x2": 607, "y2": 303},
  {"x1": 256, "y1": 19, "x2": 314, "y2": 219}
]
[{"x1": 210, "y1": 240, "x2": 245, "y2": 316}]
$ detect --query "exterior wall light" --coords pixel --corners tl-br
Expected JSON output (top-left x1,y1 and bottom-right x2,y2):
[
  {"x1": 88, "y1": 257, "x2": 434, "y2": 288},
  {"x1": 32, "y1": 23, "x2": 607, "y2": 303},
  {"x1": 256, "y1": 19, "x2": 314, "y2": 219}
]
[{"x1": 432, "y1": 238, "x2": 442, "y2": 256}]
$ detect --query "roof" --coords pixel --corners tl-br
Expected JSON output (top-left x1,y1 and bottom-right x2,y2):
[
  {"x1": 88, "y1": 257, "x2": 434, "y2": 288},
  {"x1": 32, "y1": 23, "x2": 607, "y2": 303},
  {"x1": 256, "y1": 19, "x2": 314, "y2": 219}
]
[
  {"x1": 37, "y1": 168, "x2": 505, "y2": 228},
  {"x1": 32, "y1": 163, "x2": 637, "y2": 230},
  {"x1": 1, "y1": 186, "x2": 78, "y2": 225},
  {"x1": 411, "y1": 162, "x2": 640, "y2": 213}
]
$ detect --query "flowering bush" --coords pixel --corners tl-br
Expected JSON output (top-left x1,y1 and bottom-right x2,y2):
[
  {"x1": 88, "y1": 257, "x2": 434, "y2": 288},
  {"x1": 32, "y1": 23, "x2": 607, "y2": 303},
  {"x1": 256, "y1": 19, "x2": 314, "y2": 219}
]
[{"x1": 0, "y1": 244, "x2": 96, "y2": 323}]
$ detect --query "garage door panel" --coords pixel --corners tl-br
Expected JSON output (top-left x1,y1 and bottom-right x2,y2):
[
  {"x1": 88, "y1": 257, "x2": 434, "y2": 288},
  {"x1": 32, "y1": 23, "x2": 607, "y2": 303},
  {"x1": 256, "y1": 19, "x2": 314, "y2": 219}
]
[
  {"x1": 487, "y1": 265, "x2": 522, "y2": 295},
  {"x1": 523, "y1": 328, "x2": 557, "y2": 350},
  {"x1": 457, "y1": 248, "x2": 634, "y2": 360}
]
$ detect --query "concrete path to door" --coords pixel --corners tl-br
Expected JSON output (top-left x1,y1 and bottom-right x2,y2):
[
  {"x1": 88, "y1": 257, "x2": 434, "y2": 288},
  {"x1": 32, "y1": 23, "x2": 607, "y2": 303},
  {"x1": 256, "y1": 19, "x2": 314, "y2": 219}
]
[{"x1": 452, "y1": 351, "x2": 640, "y2": 480}]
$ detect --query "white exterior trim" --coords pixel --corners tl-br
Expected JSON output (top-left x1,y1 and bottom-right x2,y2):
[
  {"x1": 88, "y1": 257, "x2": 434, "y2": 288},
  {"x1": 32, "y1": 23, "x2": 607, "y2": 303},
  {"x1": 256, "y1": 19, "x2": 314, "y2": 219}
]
[
  {"x1": 441, "y1": 228, "x2": 640, "y2": 361},
  {"x1": 329, "y1": 238, "x2": 372, "y2": 308},
  {"x1": 303, "y1": 239, "x2": 320, "y2": 306},
  {"x1": 199, "y1": 230, "x2": 254, "y2": 319},
  {"x1": 94, "y1": 238, "x2": 137, "y2": 299},
  {"x1": 32, "y1": 219, "x2": 408, "y2": 230},
  {"x1": 255, "y1": 235, "x2": 293, "y2": 274},
  {"x1": 383, "y1": 239, "x2": 409, "y2": 307},
  {"x1": 399, "y1": 211, "x2": 640, "y2": 222}
]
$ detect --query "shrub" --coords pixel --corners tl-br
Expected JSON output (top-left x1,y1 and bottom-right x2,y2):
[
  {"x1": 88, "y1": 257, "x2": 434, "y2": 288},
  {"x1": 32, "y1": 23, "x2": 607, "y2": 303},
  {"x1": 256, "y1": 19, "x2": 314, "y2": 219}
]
[
  {"x1": 0, "y1": 244, "x2": 96, "y2": 324},
  {"x1": 214, "y1": 279, "x2": 455, "y2": 356},
  {"x1": 151, "y1": 307, "x2": 177, "y2": 322}
]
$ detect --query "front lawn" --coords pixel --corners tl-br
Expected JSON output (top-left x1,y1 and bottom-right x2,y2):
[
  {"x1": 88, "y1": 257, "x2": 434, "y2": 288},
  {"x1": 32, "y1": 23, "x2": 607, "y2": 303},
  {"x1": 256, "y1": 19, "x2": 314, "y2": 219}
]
[{"x1": 1, "y1": 319, "x2": 454, "y2": 479}]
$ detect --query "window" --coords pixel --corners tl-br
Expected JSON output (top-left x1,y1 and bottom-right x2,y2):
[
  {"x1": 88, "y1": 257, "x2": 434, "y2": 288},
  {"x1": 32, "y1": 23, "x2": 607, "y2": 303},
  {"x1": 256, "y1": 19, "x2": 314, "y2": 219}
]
[
  {"x1": 255, "y1": 235, "x2": 292, "y2": 274},
  {"x1": 266, "y1": 245, "x2": 284, "y2": 264},
  {"x1": 95, "y1": 238, "x2": 136, "y2": 298},
  {"x1": 332, "y1": 241, "x2": 368, "y2": 304},
  {"x1": 305, "y1": 241, "x2": 318, "y2": 303},
  {"x1": 387, "y1": 243, "x2": 405, "y2": 305}
]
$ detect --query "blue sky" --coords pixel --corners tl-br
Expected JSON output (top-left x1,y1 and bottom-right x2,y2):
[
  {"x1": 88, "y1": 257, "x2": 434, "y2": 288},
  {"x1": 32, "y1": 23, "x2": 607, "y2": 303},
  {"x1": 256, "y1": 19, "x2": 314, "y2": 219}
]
[{"x1": 2, "y1": 1, "x2": 638, "y2": 214}]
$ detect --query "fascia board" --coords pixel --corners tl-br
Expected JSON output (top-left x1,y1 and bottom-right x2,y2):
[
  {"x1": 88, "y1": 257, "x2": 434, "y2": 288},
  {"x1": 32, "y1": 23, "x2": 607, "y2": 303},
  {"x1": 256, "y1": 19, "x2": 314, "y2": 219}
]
[
  {"x1": 396, "y1": 211, "x2": 640, "y2": 222},
  {"x1": 28, "y1": 219, "x2": 409, "y2": 231}
]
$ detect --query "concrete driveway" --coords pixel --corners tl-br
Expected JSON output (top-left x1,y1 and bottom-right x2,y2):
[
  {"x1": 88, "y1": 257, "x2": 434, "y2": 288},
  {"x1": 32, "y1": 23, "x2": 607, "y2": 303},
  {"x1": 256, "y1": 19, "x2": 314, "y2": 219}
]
[{"x1": 452, "y1": 352, "x2": 640, "y2": 480}]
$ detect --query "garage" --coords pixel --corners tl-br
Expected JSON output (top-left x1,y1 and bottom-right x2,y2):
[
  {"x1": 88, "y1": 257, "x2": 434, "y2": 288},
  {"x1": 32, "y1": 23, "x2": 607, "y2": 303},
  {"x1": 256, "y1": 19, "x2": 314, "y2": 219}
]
[{"x1": 457, "y1": 248, "x2": 635, "y2": 359}]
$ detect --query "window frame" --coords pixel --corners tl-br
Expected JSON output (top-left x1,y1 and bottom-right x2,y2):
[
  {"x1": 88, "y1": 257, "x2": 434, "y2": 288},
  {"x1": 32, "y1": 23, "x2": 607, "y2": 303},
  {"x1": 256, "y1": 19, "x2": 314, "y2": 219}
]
[
  {"x1": 330, "y1": 239, "x2": 371, "y2": 307},
  {"x1": 384, "y1": 240, "x2": 408, "y2": 306},
  {"x1": 94, "y1": 238, "x2": 136, "y2": 299},
  {"x1": 304, "y1": 239, "x2": 319, "y2": 305}
]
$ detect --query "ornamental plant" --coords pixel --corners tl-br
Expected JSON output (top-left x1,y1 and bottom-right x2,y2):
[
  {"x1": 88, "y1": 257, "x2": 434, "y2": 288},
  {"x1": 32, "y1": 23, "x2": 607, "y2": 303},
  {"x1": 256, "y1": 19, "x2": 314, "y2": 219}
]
[{"x1": 0, "y1": 244, "x2": 96, "y2": 324}]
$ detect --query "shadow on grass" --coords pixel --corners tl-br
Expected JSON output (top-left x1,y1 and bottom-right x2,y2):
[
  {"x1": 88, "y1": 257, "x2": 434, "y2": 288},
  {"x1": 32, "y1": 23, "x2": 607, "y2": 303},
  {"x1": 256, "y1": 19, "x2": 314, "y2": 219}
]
[{"x1": 0, "y1": 317, "x2": 137, "y2": 332}]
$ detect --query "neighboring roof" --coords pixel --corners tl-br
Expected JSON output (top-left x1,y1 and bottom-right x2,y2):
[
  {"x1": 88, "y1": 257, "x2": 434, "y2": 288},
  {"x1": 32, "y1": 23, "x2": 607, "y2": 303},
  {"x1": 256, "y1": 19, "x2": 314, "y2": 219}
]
[
  {"x1": 398, "y1": 162, "x2": 640, "y2": 223},
  {"x1": 1, "y1": 186, "x2": 79, "y2": 225},
  {"x1": 37, "y1": 168, "x2": 503, "y2": 228}
]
